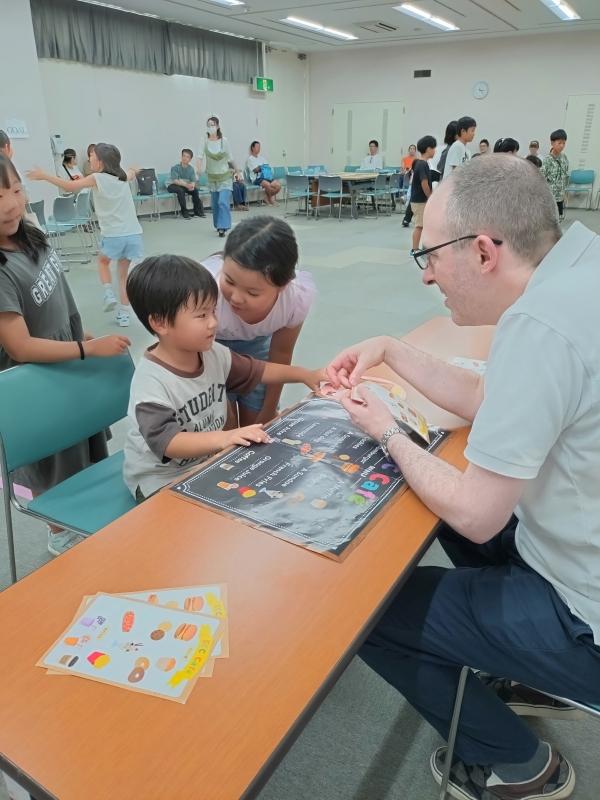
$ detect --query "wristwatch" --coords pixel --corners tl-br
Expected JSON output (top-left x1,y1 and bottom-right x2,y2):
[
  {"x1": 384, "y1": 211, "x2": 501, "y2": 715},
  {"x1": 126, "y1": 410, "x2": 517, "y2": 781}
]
[{"x1": 379, "y1": 425, "x2": 406, "y2": 458}]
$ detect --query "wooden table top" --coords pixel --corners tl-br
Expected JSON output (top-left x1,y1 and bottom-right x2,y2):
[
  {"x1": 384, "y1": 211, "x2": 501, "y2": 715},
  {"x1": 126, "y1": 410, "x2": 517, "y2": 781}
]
[
  {"x1": 335, "y1": 171, "x2": 379, "y2": 181},
  {"x1": 0, "y1": 317, "x2": 493, "y2": 800}
]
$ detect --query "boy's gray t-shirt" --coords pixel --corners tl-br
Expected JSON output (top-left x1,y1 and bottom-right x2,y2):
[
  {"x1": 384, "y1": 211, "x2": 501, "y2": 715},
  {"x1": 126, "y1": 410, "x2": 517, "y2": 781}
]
[
  {"x1": 465, "y1": 222, "x2": 600, "y2": 642},
  {"x1": 0, "y1": 245, "x2": 83, "y2": 372},
  {"x1": 124, "y1": 342, "x2": 264, "y2": 498}
]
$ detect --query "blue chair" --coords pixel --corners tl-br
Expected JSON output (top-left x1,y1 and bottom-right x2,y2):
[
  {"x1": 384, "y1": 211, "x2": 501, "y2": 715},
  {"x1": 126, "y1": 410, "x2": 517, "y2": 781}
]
[
  {"x1": 359, "y1": 173, "x2": 393, "y2": 218},
  {"x1": 440, "y1": 666, "x2": 600, "y2": 800},
  {"x1": 132, "y1": 171, "x2": 158, "y2": 221},
  {"x1": 272, "y1": 166, "x2": 287, "y2": 188},
  {"x1": 0, "y1": 354, "x2": 136, "y2": 583},
  {"x1": 284, "y1": 174, "x2": 314, "y2": 217},
  {"x1": 286, "y1": 166, "x2": 303, "y2": 176},
  {"x1": 306, "y1": 164, "x2": 327, "y2": 176},
  {"x1": 316, "y1": 175, "x2": 351, "y2": 220},
  {"x1": 344, "y1": 165, "x2": 359, "y2": 172},
  {"x1": 46, "y1": 196, "x2": 92, "y2": 265},
  {"x1": 155, "y1": 172, "x2": 179, "y2": 217},
  {"x1": 565, "y1": 169, "x2": 595, "y2": 209}
]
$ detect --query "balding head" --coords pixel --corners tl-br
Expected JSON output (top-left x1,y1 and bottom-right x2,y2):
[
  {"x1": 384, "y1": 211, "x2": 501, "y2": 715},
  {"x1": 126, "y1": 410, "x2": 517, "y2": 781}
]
[{"x1": 443, "y1": 155, "x2": 561, "y2": 266}]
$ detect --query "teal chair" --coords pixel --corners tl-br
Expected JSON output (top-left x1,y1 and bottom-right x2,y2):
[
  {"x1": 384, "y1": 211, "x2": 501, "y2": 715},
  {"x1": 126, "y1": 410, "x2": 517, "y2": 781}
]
[
  {"x1": 344, "y1": 165, "x2": 359, "y2": 172},
  {"x1": 565, "y1": 169, "x2": 595, "y2": 209},
  {"x1": 284, "y1": 174, "x2": 314, "y2": 217},
  {"x1": 155, "y1": 172, "x2": 178, "y2": 217},
  {"x1": 306, "y1": 164, "x2": 327, "y2": 176},
  {"x1": 316, "y1": 175, "x2": 351, "y2": 220},
  {"x1": 286, "y1": 166, "x2": 303, "y2": 176},
  {"x1": 272, "y1": 166, "x2": 287, "y2": 188},
  {"x1": 0, "y1": 354, "x2": 136, "y2": 583},
  {"x1": 439, "y1": 666, "x2": 600, "y2": 799}
]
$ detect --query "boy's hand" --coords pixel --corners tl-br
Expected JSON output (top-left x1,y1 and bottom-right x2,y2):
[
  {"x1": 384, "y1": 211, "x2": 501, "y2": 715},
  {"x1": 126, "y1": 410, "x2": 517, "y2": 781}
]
[
  {"x1": 85, "y1": 335, "x2": 131, "y2": 357},
  {"x1": 302, "y1": 367, "x2": 328, "y2": 392},
  {"x1": 225, "y1": 424, "x2": 270, "y2": 448}
]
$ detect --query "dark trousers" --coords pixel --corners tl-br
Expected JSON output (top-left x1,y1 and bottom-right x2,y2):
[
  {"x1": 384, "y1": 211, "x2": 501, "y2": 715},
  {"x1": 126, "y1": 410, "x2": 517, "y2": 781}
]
[
  {"x1": 403, "y1": 203, "x2": 413, "y2": 224},
  {"x1": 360, "y1": 517, "x2": 600, "y2": 766},
  {"x1": 167, "y1": 184, "x2": 203, "y2": 216},
  {"x1": 232, "y1": 180, "x2": 247, "y2": 206},
  {"x1": 557, "y1": 200, "x2": 564, "y2": 218}
]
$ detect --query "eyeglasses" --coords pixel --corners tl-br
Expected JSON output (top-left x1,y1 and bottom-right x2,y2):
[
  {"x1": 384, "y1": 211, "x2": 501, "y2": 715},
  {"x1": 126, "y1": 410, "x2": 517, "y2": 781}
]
[{"x1": 411, "y1": 235, "x2": 503, "y2": 270}]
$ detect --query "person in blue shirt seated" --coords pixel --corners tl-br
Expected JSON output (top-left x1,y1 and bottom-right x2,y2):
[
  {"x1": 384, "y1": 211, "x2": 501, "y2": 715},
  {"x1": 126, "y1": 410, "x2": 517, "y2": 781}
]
[
  {"x1": 167, "y1": 148, "x2": 205, "y2": 220},
  {"x1": 246, "y1": 141, "x2": 281, "y2": 206}
]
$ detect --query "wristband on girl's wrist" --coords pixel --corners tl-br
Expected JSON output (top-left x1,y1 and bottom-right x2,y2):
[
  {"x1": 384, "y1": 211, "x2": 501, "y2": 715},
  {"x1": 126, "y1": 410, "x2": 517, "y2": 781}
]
[{"x1": 77, "y1": 340, "x2": 85, "y2": 360}]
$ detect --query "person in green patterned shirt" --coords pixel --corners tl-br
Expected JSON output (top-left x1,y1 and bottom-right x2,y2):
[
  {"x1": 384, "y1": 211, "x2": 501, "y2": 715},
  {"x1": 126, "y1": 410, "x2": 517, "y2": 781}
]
[{"x1": 541, "y1": 129, "x2": 569, "y2": 221}]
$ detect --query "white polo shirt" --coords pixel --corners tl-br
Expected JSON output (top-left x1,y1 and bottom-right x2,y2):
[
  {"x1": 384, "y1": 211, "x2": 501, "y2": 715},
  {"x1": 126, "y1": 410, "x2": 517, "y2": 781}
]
[{"x1": 465, "y1": 222, "x2": 600, "y2": 641}]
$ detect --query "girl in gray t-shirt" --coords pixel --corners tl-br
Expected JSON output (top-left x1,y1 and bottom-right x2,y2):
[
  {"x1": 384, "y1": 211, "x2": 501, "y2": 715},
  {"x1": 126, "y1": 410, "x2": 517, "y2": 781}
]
[{"x1": 0, "y1": 154, "x2": 130, "y2": 555}]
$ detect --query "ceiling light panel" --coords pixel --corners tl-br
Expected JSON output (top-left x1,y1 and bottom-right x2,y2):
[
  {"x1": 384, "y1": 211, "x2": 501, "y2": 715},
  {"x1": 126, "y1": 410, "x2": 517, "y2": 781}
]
[
  {"x1": 281, "y1": 16, "x2": 358, "y2": 41},
  {"x1": 393, "y1": 3, "x2": 459, "y2": 32},
  {"x1": 539, "y1": 0, "x2": 581, "y2": 21}
]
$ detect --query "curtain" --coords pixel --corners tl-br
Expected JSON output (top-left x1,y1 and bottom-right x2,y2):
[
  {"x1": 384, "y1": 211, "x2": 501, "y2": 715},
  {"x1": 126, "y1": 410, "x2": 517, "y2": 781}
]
[{"x1": 30, "y1": 0, "x2": 263, "y2": 84}]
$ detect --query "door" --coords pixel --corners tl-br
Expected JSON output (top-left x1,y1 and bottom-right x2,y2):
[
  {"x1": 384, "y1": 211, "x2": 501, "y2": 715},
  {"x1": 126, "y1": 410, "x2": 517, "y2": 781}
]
[
  {"x1": 564, "y1": 94, "x2": 600, "y2": 205},
  {"x1": 331, "y1": 102, "x2": 404, "y2": 171}
]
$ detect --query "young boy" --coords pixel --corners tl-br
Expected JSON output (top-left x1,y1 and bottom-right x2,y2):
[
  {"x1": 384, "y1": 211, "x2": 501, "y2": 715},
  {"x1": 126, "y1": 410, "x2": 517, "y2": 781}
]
[
  {"x1": 541, "y1": 128, "x2": 569, "y2": 221},
  {"x1": 408, "y1": 135, "x2": 437, "y2": 253},
  {"x1": 442, "y1": 116, "x2": 476, "y2": 177},
  {"x1": 124, "y1": 255, "x2": 324, "y2": 500}
]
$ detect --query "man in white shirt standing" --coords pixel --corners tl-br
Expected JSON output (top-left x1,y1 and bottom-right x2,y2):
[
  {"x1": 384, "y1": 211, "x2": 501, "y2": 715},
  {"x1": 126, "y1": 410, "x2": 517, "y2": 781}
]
[
  {"x1": 360, "y1": 140, "x2": 383, "y2": 170},
  {"x1": 443, "y1": 116, "x2": 476, "y2": 178},
  {"x1": 327, "y1": 155, "x2": 600, "y2": 800}
]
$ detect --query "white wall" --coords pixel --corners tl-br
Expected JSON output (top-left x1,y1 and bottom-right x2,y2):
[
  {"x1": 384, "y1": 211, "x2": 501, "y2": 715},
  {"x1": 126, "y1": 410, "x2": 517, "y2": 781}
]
[
  {"x1": 38, "y1": 51, "x2": 307, "y2": 175},
  {"x1": 0, "y1": 2, "x2": 55, "y2": 204},
  {"x1": 308, "y1": 31, "x2": 600, "y2": 165}
]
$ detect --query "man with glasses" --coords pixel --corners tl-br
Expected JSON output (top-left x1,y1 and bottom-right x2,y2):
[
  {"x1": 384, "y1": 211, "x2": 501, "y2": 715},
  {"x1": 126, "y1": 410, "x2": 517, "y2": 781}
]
[{"x1": 326, "y1": 155, "x2": 600, "y2": 800}]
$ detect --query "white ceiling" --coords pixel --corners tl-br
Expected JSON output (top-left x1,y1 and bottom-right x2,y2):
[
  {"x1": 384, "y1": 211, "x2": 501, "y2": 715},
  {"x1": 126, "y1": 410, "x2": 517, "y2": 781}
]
[{"x1": 88, "y1": 0, "x2": 600, "y2": 51}]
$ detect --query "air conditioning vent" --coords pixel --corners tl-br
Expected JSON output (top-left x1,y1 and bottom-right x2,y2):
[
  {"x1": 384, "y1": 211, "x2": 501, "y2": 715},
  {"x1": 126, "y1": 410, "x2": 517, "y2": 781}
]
[
  {"x1": 414, "y1": 69, "x2": 432, "y2": 78},
  {"x1": 357, "y1": 21, "x2": 398, "y2": 34}
]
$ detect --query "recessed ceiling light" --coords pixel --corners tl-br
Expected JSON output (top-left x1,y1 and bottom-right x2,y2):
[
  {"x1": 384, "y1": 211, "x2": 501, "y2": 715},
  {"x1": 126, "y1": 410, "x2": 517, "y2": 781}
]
[
  {"x1": 206, "y1": 0, "x2": 245, "y2": 7},
  {"x1": 210, "y1": 29, "x2": 255, "y2": 40},
  {"x1": 77, "y1": 0, "x2": 159, "y2": 16},
  {"x1": 539, "y1": 0, "x2": 580, "y2": 21},
  {"x1": 282, "y1": 16, "x2": 357, "y2": 40},
  {"x1": 393, "y1": 3, "x2": 459, "y2": 32}
]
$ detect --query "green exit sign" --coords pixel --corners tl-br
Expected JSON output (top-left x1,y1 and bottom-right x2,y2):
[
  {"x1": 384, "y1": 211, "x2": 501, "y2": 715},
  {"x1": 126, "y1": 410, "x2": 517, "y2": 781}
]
[{"x1": 253, "y1": 76, "x2": 274, "y2": 92}]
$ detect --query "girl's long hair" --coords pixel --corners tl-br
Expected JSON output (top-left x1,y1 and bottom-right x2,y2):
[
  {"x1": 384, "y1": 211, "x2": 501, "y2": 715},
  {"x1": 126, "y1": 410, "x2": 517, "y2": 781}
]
[
  {"x1": 0, "y1": 154, "x2": 48, "y2": 266},
  {"x1": 94, "y1": 142, "x2": 127, "y2": 181}
]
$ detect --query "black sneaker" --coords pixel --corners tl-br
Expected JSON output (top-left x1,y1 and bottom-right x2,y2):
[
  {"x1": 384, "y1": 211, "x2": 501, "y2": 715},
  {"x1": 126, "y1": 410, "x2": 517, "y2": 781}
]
[
  {"x1": 402, "y1": 221, "x2": 410, "y2": 227},
  {"x1": 194, "y1": 212, "x2": 206, "y2": 218},
  {"x1": 478, "y1": 674, "x2": 584, "y2": 720},
  {"x1": 430, "y1": 743, "x2": 575, "y2": 800},
  {"x1": 181, "y1": 212, "x2": 191, "y2": 220},
  {"x1": 218, "y1": 229, "x2": 226, "y2": 237}
]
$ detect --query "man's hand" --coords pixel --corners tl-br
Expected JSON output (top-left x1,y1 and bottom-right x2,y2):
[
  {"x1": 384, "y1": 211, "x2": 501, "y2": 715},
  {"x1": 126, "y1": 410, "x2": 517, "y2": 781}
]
[
  {"x1": 84, "y1": 335, "x2": 131, "y2": 357},
  {"x1": 326, "y1": 336, "x2": 390, "y2": 388},
  {"x1": 339, "y1": 384, "x2": 396, "y2": 441},
  {"x1": 187, "y1": 182, "x2": 195, "y2": 190},
  {"x1": 225, "y1": 424, "x2": 270, "y2": 448}
]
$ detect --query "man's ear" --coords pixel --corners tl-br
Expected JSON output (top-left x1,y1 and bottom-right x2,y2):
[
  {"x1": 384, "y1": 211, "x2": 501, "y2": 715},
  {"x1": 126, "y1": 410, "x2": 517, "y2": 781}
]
[{"x1": 476, "y1": 235, "x2": 500, "y2": 276}]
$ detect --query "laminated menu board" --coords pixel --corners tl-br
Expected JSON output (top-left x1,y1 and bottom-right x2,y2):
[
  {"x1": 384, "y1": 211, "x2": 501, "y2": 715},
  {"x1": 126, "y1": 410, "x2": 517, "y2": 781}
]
[{"x1": 170, "y1": 397, "x2": 448, "y2": 559}]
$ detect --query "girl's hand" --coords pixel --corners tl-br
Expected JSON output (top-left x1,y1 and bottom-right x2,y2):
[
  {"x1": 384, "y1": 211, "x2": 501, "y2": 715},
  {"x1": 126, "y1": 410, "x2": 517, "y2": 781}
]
[
  {"x1": 225, "y1": 424, "x2": 270, "y2": 448},
  {"x1": 25, "y1": 168, "x2": 48, "y2": 182},
  {"x1": 326, "y1": 337, "x2": 389, "y2": 388},
  {"x1": 85, "y1": 335, "x2": 131, "y2": 357}
]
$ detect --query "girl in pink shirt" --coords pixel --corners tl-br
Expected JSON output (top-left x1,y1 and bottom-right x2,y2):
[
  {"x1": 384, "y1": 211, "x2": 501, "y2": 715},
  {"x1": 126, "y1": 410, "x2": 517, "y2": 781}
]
[{"x1": 202, "y1": 216, "x2": 316, "y2": 425}]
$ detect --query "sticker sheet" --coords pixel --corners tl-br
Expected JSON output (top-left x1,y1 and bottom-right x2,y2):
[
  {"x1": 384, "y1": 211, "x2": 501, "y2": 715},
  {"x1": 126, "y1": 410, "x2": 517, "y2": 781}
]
[
  {"x1": 38, "y1": 594, "x2": 223, "y2": 703},
  {"x1": 171, "y1": 398, "x2": 448, "y2": 559},
  {"x1": 449, "y1": 356, "x2": 487, "y2": 375}
]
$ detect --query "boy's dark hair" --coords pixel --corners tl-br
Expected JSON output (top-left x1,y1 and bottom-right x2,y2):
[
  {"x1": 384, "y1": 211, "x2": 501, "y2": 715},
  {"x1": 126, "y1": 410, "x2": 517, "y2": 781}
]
[
  {"x1": 250, "y1": 140, "x2": 260, "y2": 151},
  {"x1": 525, "y1": 154, "x2": 542, "y2": 168},
  {"x1": 480, "y1": 138, "x2": 489, "y2": 146},
  {"x1": 223, "y1": 216, "x2": 298, "y2": 287},
  {"x1": 181, "y1": 148, "x2": 193, "y2": 158},
  {"x1": 127, "y1": 255, "x2": 218, "y2": 335},
  {"x1": 0, "y1": 130, "x2": 10, "y2": 152},
  {"x1": 493, "y1": 137, "x2": 519, "y2": 154},
  {"x1": 457, "y1": 116, "x2": 476, "y2": 135},
  {"x1": 0, "y1": 154, "x2": 48, "y2": 266},
  {"x1": 369, "y1": 139, "x2": 379, "y2": 147},
  {"x1": 443, "y1": 120, "x2": 458, "y2": 146},
  {"x1": 550, "y1": 128, "x2": 567, "y2": 142},
  {"x1": 417, "y1": 135, "x2": 437, "y2": 154},
  {"x1": 94, "y1": 142, "x2": 127, "y2": 181}
]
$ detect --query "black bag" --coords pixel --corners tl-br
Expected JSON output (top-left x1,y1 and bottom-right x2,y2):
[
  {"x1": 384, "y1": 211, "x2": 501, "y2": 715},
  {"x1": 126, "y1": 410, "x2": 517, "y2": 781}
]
[{"x1": 136, "y1": 168, "x2": 156, "y2": 196}]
